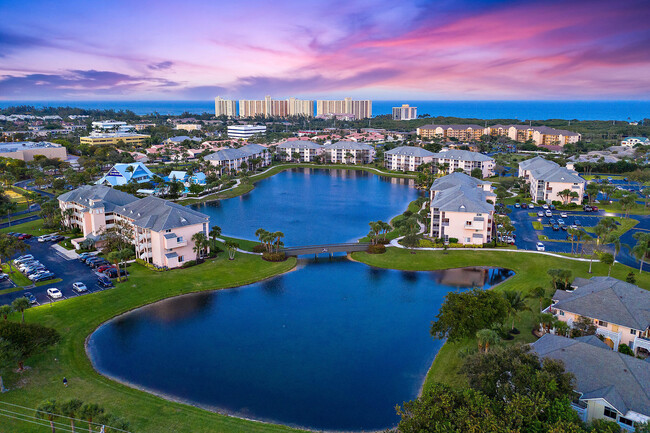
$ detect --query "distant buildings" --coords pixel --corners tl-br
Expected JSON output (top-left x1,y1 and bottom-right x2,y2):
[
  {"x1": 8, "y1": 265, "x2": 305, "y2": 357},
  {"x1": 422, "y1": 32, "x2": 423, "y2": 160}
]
[
  {"x1": 95, "y1": 162, "x2": 155, "y2": 186},
  {"x1": 432, "y1": 149, "x2": 495, "y2": 178},
  {"x1": 316, "y1": 98, "x2": 372, "y2": 120},
  {"x1": 214, "y1": 96, "x2": 237, "y2": 117},
  {"x1": 518, "y1": 156, "x2": 586, "y2": 204},
  {"x1": 91, "y1": 121, "x2": 128, "y2": 131},
  {"x1": 509, "y1": 125, "x2": 581, "y2": 146},
  {"x1": 58, "y1": 185, "x2": 209, "y2": 269},
  {"x1": 163, "y1": 136, "x2": 202, "y2": 145},
  {"x1": 323, "y1": 141, "x2": 375, "y2": 164},
  {"x1": 621, "y1": 137, "x2": 649, "y2": 147},
  {"x1": 80, "y1": 132, "x2": 150, "y2": 146},
  {"x1": 429, "y1": 172, "x2": 495, "y2": 244},
  {"x1": 0, "y1": 141, "x2": 67, "y2": 162},
  {"x1": 238, "y1": 95, "x2": 313, "y2": 117},
  {"x1": 227, "y1": 124, "x2": 267, "y2": 140},
  {"x1": 384, "y1": 146, "x2": 435, "y2": 171},
  {"x1": 417, "y1": 124, "x2": 485, "y2": 142},
  {"x1": 175, "y1": 124, "x2": 201, "y2": 131},
  {"x1": 392, "y1": 104, "x2": 417, "y2": 121},
  {"x1": 204, "y1": 143, "x2": 271, "y2": 172},
  {"x1": 276, "y1": 141, "x2": 324, "y2": 162},
  {"x1": 532, "y1": 333, "x2": 650, "y2": 429}
]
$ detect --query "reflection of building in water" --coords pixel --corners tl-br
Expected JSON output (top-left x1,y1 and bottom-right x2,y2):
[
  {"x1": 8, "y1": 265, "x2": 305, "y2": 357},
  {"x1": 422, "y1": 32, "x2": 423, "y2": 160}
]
[
  {"x1": 387, "y1": 177, "x2": 415, "y2": 187},
  {"x1": 436, "y1": 267, "x2": 488, "y2": 288},
  {"x1": 146, "y1": 292, "x2": 214, "y2": 322}
]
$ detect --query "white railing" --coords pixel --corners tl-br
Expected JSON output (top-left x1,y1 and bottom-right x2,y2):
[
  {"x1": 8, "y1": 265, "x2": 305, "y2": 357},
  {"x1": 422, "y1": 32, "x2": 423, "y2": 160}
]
[
  {"x1": 632, "y1": 336, "x2": 650, "y2": 354},
  {"x1": 596, "y1": 328, "x2": 622, "y2": 351}
]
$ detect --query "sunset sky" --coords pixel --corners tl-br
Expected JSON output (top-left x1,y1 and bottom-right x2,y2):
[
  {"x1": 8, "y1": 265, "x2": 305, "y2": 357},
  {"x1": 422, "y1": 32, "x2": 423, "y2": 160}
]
[{"x1": 1, "y1": 0, "x2": 649, "y2": 100}]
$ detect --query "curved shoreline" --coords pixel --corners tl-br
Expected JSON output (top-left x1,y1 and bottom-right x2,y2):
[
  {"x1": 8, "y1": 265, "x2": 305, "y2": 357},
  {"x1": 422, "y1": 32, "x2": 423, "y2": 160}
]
[{"x1": 84, "y1": 261, "x2": 512, "y2": 433}]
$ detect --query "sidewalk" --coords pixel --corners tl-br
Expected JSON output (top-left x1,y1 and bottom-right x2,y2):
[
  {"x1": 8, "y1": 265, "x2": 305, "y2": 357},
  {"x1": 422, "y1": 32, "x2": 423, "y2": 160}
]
[{"x1": 50, "y1": 243, "x2": 79, "y2": 260}]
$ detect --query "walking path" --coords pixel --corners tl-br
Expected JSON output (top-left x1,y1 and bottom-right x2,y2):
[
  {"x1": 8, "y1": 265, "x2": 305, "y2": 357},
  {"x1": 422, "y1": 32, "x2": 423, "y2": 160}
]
[{"x1": 51, "y1": 243, "x2": 79, "y2": 260}]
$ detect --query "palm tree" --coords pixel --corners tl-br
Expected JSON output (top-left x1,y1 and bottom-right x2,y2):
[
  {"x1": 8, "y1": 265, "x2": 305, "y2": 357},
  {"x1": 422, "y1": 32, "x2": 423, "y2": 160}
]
[
  {"x1": 631, "y1": 232, "x2": 650, "y2": 274},
  {"x1": 209, "y1": 225, "x2": 222, "y2": 241},
  {"x1": 80, "y1": 403, "x2": 104, "y2": 433},
  {"x1": 530, "y1": 286, "x2": 547, "y2": 312},
  {"x1": 554, "y1": 320, "x2": 570, "y2": 337},
  {"x1": 503, "y1": 290, "x2": 530, "y2": 330},
  {"x1": 539, "y1": 313, "x2": 557, "y2": 334},
  {"x1": 191, "y1": 232, "x2": 207, "y2": 260},
  {"x1": 273, "y1": 231, "x2": 284, "y2": 253},
  {"x1": 59, "y1": 399, "x2": 83, "y2": 433},
  {"x1": 11, "y1": 297, "x2": 30, "y2": 324},
  {"x1": 547, "y1": 269, "x2": 561, "y2": 290},
  {"x1": 224, "y1": 240, "x2": 238, "y2": 260},
  {"x1": 600, "y1": 252, "x2": 615, "y2": 276},
  {"x1": 0, "y1": 304, "x2": 11, "y2": 321},
  {"x1": 35, "y1": 399, "x2": 59, "y2": 433},
  {"x1": 476, "y1": 329, "x2": 500, "y2": 353}
]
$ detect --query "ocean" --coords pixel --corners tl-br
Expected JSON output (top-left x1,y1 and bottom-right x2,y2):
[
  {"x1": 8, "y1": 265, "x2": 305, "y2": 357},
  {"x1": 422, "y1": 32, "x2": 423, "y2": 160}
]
[{"x1": 0, "y1": 100, "x2": 648, "y2": 121}]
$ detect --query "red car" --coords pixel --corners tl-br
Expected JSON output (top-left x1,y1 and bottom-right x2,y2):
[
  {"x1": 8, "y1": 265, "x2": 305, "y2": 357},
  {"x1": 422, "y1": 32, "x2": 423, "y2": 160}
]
[
  {"x1": 96, "y1": 265, "x2": 115, "y2": 273},
  {"x1": 591, "y1": 206, "x2": 599, "y2": 211},
  {"x1": 17, "y1": 233, "x2": 32, "y2": 240}
]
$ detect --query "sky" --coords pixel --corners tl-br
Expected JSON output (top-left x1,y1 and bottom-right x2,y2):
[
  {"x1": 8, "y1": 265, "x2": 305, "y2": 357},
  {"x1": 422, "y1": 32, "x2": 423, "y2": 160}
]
[{"x1": 1, "y1": 0, "x2": 649, "y2": 101}]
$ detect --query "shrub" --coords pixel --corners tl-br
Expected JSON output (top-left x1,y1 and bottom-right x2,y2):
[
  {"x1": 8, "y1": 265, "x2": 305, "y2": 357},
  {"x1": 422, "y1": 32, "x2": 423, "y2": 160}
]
[
  {"x1": 367, "y1": 244, "x2": 386, "y2": 254},
  {"x1": 252, "y1": 244, "x2": 267, "y2": 253},
  {"x1": 181, "y1": 260, "x2": 197, "y2": 268},
  {"x1": 262, "y1": 252, "x2": 286, "y2": 262},
  {"x1": 618, "y1": 343, "x2": 634, "y2": 356}
]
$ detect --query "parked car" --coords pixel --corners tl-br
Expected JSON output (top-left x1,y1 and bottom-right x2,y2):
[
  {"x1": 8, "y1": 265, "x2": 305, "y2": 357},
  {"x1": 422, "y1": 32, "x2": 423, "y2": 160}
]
[
  {"x1": 96, "y1": 265, "x2": 115, "y2": 273},
  {"x1": 560, "y1": 212, "x2": 568, "y2": 218},
  {"x1": 528, "y1": 203, "x2": 535, "y2": 209},
  {"x1": 37, "y1": 234, "x2": 53, "y2": 243},
  {"x1": 50, "y1": 235, "x2": 65, "y2": 242},
  {"x1": 583, "y1": 205, "x2": 593, "y2": 212},
  {"x1": 34, "y1": 272, "x2": 56, "y2": 282},
  {"x1": 28, "y1": 270, "x2": 50, "y2": 280},
  {"x1": 19, "y1": 261, "x2": 41, "y2": 271},
  {"x1": 16, "y1": 254, "x2": 34, "y2": 261},
  {"x1": 23, "y1": 292, "x2": 37, "y2": 304},
  {"x1": 514, "y1": 203, "x2": 521, "y2": 208},
  {"x1": 552, "y1": 224, "x2": 560, "y2": 231},
  {"x1": 25, "y1": 267, "x2": 47, "y2": 276},
  {"x1": 592, "y1": 206, "x2": 598, "y2": 211},
  {"x1": 570, "y1": 224, "x2": 578, "y2": 230},
  {"x1": 549, "y1": 219, "x2": 557, "y2": 226},
  {"x1": 575, "y1": 220, "x2": 582, "y2": 226},
  {"x1": 521, "y1": 203, "x2": 528, "y2": 209},
  {"x1": 104, "y1": 268, "x2": 127, "y2": 278},
  {"x1": 72, "y1": 282, "x2": 88, "y2": 293},
  {"x1": 97, "y1": 275, "x2": 114, "y2": 288},
  {"x1": 561, "y1": 224, "x2": 568, "y2": 231},
  {"x1": 549, "y1": 204, "x2": 556, "y2": 210},
  {"x1": 536, "y1": 242, "x2": 545, "y2": 251},
  {"x1": 542, "y1": 204, "x2": 549, "y2": 209},
  {"x1": 17, "y1": 233, "x2": 31, "y2": 240},
  {"x1": 0, "y1": 273, "x2": 8, "y2": 281},
  {"x1": 90, "y1": 260, "x2": 110, "y2": 269},
  {"x1": 537, "y1": 211, "x2": 544, "y2": 217},
  {"x1": 545, "y1": 210, "x2": 553, "y2": 217},
  {"x1": 46, "y1": 288, "x2": 62, "y2": 299},
  {"x1": 557, "y1": 218, "x2": 565, "y2": 225},
  {"x1": 78, "y1": 252, "x2": 95, "y2": 261}
]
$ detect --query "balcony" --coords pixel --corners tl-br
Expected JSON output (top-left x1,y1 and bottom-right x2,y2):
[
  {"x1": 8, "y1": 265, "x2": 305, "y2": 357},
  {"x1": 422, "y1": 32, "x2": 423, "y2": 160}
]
[
  {"x1": 596, "y1": 327, "x2": 622, "y2": 351},
  {"x1": 632, "y1": 335, "x2": 650, "y2": 354}
]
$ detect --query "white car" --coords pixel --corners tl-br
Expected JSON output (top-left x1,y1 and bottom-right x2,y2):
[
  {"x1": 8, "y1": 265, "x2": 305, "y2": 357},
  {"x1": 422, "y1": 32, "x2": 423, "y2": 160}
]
[
  {"x1": 545, "y1": 210, "x2": 553, "y2": 217},
  {"x1": 16, "y1": 254, "x2": 34, "y2": 262},
  {"x1": 528, "y1": 203, "x2": 535, "y2": 209},
  {"x1": 560, "y1": 212, "x2": 568, "y2": 218},
  {"x1": 536, "y1": 242, "x2": 545, "y2": 252},
  {"x1": 570, "y1": 225, "x2": 578, "y2": 230},
  {"x1": 47, "y1": 288, "x2": 63, "y2": 299},
  {"x1": 38, "y1": 235, "x2": 52, "y2": 243},
  {"x1": 0, "y1": 273, "x2": 8, "y2": 281},
  {"x1": 542, "y1": 204, "x2": 549, "y2": 209},
  {"x1": 72, "y1": 282, "x2": 88, "y2": 293}
]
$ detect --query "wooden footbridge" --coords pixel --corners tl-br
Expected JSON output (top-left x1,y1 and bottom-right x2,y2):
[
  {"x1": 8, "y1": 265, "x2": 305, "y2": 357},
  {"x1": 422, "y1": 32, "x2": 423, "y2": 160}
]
[{"x1": 281, "y1": 243, "x2": 371, "y2": 257}]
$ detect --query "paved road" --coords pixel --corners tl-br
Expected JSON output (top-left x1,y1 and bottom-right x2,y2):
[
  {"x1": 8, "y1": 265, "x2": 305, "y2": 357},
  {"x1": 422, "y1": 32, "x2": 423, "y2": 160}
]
[{"x1": 0, "y1": 238, "x2": 111, "y2": 307}]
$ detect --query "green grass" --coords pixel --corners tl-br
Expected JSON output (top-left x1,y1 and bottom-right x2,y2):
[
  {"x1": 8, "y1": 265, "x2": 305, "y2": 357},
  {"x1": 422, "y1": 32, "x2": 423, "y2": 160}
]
[
  {"x1": 599, "y1": 201, "x2": 650, "y2": 216},
  {"x1": 532, "y1": 221, "x2": 543, "y2": 230},
  {"x1": 2, "y1": 262, "x2": 32, "y2": 286},
  {"x1": 0, "y1": 286, "x2": 24, "y2": 296},
  {"x1": 220, "y1": 235, "x2": 261, "y2": 252},
  {"x1": 34, "y1": 278, "x2": 63, "y2": 287},
  {"x1": 358, "y1": 199, "x2": 423, "y2": 242},
  {"x1": 583, "y1": 216, "x2": 638, "y2": 237},
  {"x1": 352, "y1": 247, "x2": 650, "y2": 389},
  {"x1": 1, "y1": 210, "x2": 39, "y2": 222},
  {"x1": 1, "y1": 253, "x2": 299, "y2": 433},
  {"x1": 0, "y1": 219, "x2": 57, "y2": 236}
]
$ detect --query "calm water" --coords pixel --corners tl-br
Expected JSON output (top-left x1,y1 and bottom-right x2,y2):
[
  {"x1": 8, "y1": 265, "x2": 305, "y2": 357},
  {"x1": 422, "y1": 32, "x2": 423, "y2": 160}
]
[
  {"x1": 191, "y1": 168, "x2": 419, "y2": 245},
  {"x1": 2, "y1": 99, "x2": 648, "y2": 120},
  {"x1": 87, "y1": 260, "x2": 513, "y2": 431}
]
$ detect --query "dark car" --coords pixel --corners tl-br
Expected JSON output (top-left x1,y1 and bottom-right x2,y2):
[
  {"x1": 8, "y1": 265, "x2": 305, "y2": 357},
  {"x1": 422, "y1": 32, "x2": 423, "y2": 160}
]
[
  {"x1": 17, "y1": 233, "x2": 31, "y2": 240},
  {"x1": 85, "y1": 256, "x2": 105, "y2": 265},
  {"x1": 90, "y1": 260, "x2": 110, "y2": 269},
  {"x1": 552, "y1": 224, "x2": 560, "y2": 231},
  {"x1": 33, "y1": 272, "x2": 55, "y2": 282},
  {"x1": 97, "y1": 275, "x2": 114, "y2": 288},
  {"x1": 561, "y1": 224, "x2": 568, "y2": 231},
  {"x1": 49, "y1": 235, "x2": 65, "y2": 242},
  {"x1": 104, "y1": 268, "x2": 128, "y2": 278},
  {"x1": 23, "y1": 292, "x2": 37, "y2": 304},
  {"x1": 575, "y1": 220, "x2": 582, "y2": 226},
  {"x1": 520, "y1": 203, "x2": 528, "y2": 209},
  {"x1": 583, "y1": 205, "x2": 593, "y2": 212},
  {"x1": 549, "y1": 219, "x2": 557, "y2": 226},
  {"x1": 549, "y1": 204, "x2": 556, "y2": 210}
]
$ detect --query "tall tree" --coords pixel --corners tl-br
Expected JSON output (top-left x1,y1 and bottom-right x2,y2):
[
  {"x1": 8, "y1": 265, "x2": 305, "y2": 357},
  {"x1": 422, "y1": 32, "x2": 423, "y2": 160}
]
[
  {"x1": 502, "y1": 290, "x2": 530, "y2": 330},
  {"x1": 11, "y1": 297, "x2": 30, "y2": 324},
  {"x1": 35, "y1": 399, "x2": 59, "y2": 433},
  {"x1": 80, "y1": 403, "x2": 104, "y2": 433},
  {"x1": 60, "y1": 399, "x2": 83, "y2": 433}
]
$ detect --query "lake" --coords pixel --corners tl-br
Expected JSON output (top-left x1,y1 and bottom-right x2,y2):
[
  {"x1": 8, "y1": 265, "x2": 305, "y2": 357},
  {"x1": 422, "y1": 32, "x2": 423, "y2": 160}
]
[
  {"x1": 191, "y1": 168, "x2": 420, "y2": 246},
  {"x1": 87, "y1": 261, "x2": 513, "y2": 431}
]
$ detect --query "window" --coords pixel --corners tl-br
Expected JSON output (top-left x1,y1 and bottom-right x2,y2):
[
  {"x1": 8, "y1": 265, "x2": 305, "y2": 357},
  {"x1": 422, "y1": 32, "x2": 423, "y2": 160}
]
[
  {"x1": 559, "y1": 311, "x2": 565, "y2": 316},
  {"x1": 598, "y1": 320, "x2": 609, "y2": 327},
  {"x1": 178, "y1": 256, "x2": 184, "y2": 262},
  {"x1": 177, "y1": 236, "x2": 184, "y2": 243},
  {"x1": 619, "y1": 416, "x2": 634, "y2": 427},
  {"x1": 165, "y1": 229, "x2": 171, "y2": 233},
  {"x1": 630, "y1": 329, "x2": 637, "y2": 335},
  {"x1": 603, "y1": 407, "x2": 617, "y2": 419}
]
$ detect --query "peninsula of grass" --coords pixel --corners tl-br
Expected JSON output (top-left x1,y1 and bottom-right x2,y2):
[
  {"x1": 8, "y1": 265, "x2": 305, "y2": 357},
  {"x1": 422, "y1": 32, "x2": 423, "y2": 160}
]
[
  {"x1": 179, "y1": 162, "x2": 417, "y2": 204},
  {"x1": 219, "y1": 235, "x2": 261, "y2": 252},
  {"x1": 0, "y1": 218, "x2": 56, "y2": 236},
  {"x1": 352, "y1": 247, "x2": 650, "y2": 389},
  {"x1": 583, "y1": 216, "x2": 638, "y2": 237},
  {"x1": 532, "y1": 221, "x2": 544, "y2": 230},
  {"x1": 2, "y1": 262, "x2": 32, "y2": 286},
  {"x1": 1, "y1": 253, "x2": 299, "y2": 433}
]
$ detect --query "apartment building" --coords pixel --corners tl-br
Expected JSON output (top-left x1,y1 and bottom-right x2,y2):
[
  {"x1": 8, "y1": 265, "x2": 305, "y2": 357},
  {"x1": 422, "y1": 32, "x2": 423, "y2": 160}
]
[
  {"x1": 80, "y1": 132, "x2": 150, "y2": 146},
  {"x1": 484, "y1": 124, "x2": 510, "y2": 137},
  {"x1": 227, "y1": 124, "x2": 267, "y2": 140},
  {"x1": 384, "y1": 146, "x2": 435, "y2": 171},
  {"x1": 518, "y1": 156, "x2": 585, "y2": 204},
  {"x1": 508, "y1": 125, "x2": 581, "y2": 146},
  {"x1": 432, "y1": 149, "x2": 495, "y2": 178},
  {"x1": 175, "y1": 124, "x2": 201, "y2": 131},
  {"x1": 238, "y1": 96, "x2": 313, "y2": 117},
  {"x1": 276, "y1": 141, "x2": 323, "y2": 162},
  {"x1": 532, "y1": 334, "x2": 650, "y2": 430},
  {"x1": 416, "y1": 124, "x2": 484, "y2": 141},
  {"x1": 621, "y1": 137, "x2": 650, "y2": 147},
  {"x1": 0, "y1": 141, "x2": 67, "y2": 162},
  {"x1": 95, "y1": 162, "x2": 155, "y2": 187},
  {"x1": 214, "y1": 96, "x2": 237, "y2": 117},
  {"x1": 323, "y1": 141, "x2": 375, "y2": 164},
  {"x1": 547, "y1": 276, "x2": 650, "y2": 355},
  {"x1": 59, "y1": 185, "x2": 209, "y2": 269},
  {"x1": 429, "y1": 172, "x2": 495, "y2": 245},
  {"x1": 392, "y1": 104, "x2": 417, "y2": 121},
  {"x1": 316, "y1": 98, "x2": 372, "y2": 119},
  {"x1": 204, "y1": 143, "x2": 271, "y2": 172}
]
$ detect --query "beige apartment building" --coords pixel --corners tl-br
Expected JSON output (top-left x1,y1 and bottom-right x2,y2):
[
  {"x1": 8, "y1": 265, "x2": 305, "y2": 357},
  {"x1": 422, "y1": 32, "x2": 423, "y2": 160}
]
[
  {"x1": 175, "y1": 124, "x2": 201, "y2": 131},
  {"x1": 80, "y1": 132, "x2": 150, "y2": 146},
  {"x1": 392, "y1": 104, "x2": 418, "y2": 120},
  {"x1": 417, "y1": 124, "x2": 484, "y2": 141},
  {"x1": 316, "y1": 98, "x2": 372, "y2": 119},
  {"x1": 58, "y1": 185, "x2": 210, "y2": 269},
  {"x1": 238, "y1": 95, "x2": 313, "y2": 117},
  {"x1": 276, "y1": 141, "x2": 324, "y2": 162},
  {"x1": 432, "y1": 149, "x2": 495, "y2": 178},
  {"x1": 323, "y1": 141, "x2": 375, "y2": 164},
  {"x1": 518, "y1": 156, "x2": 586, "y2": 204},
  {"x1": 214, "y1": 96, "x2": 237, "y2": 117},
  {"x1": 508, "y1": 125, "x2": 581, "y2": 146},
  {"x1": 429, "y1": 172, "x2": 495, "y2": 245},
  {"x1": 384, "y1": 146, "x2": 435, "y2": 171},
  {"x1": 0, "y1": 141, "x2": 67, "y2": 162}
]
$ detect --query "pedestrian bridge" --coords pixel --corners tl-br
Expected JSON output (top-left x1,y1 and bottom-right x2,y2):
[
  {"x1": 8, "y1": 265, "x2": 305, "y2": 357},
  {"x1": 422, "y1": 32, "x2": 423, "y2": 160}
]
[{"x1": 281, "y1": 243, "x2": 371, "y2": 257}]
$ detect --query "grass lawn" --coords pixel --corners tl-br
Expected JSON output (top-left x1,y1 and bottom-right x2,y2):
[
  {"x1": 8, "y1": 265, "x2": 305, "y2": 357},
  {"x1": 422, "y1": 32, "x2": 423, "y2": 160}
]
[
  {"x1": 2, "y1": 262, "x2": 33, "y2": 286},
  {"x1": 0, "y1": 219, "x2": 57, "y2": 236},
  {"x1": 1, "y1": 253, "x2": 299, "y2": 433},
  {"x1": 220, "y1": 235, "x2": 261, "y2": 252},
  {"x1": 1, "y1": 210, "x2": 39, "y2": 223},
  {"x1": 599, "y1": 201, "x2": 650, "y2": 216},
  {"x1": 532, "y1": 221, "x2": 543, "y2": 230},
  {"x1": 583, "y1": 216, "x2": 638, "y2": 237},
  {"x1": 358, "y1": 199, "x2": 423, "y2": 242},
  {"x1": 34, "y1": 277, "x2": 63, "y2": 287},
  {"x1": 352, "y1": 248, "x2": 650, "y2": 389}
]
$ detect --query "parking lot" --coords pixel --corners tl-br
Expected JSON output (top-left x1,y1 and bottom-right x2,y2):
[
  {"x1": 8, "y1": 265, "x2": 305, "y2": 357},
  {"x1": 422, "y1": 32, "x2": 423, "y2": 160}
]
[{"x1": 0, "y1": 237, "x2": 114, "y2": 307}]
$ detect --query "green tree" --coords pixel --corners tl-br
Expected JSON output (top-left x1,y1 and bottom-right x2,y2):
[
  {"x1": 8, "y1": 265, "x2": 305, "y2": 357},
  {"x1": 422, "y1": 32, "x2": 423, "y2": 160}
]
[
  {"x1": 430, "y1": 288, "x2": 510, "y2": 342},
  {"x1": 191, "y1": 231, "x2": 207, "y2": 260},
  {"x1": 599, "y1": 252, "x2": 615, "y2": 276},
  {"x1": 80, "y1": 403, "x2": 104, "y2": 433},
  {"x1": 0, "y1": 321, "x2": 61, "y2": 371},
  {"x1": 476, "y1": 328, "x2": 500, "y2": 353},
  {"x1": 0, "y1": 233, "x2": 30, "y2": 273},
  {"x1": 11, "y1": 297, "x2": 30, "y2": 324},
  {"x1": 530, "y1": 286, "x2": 547, "y2": 312},
  {"x1": 0, "y1": 304, "x2": 12, "y2": 321},
  {"x1": 60, "y1": 398, "x2": 83, "y2": 433},
  {"x1": 35, "y1": 399, "x2": 59, "y2": 433},
  {"x1": 225, "y1": 240, "x2": 238, "y2": 260},
  {"x1": 502, "y1": 290, "x2": 530, "y2": 330},
  {"x1": 631, "y1": 232, "x2": 650, "y2": 274},
  {"x1": 470, "y1": 167, "x2": 483, "y2": 179},
  {"x1": 0, "y1": 337, "x2": 20, "y2": 393}
]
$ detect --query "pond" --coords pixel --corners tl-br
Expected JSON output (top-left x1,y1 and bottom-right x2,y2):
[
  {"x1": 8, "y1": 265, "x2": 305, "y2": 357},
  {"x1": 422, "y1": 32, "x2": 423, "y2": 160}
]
[
  {"x1": 191, "y1": 168, "x2": 419, "y2": 245},
  {"x1": 87, "y1": 261, "x2": 513, "y2": 431}
]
